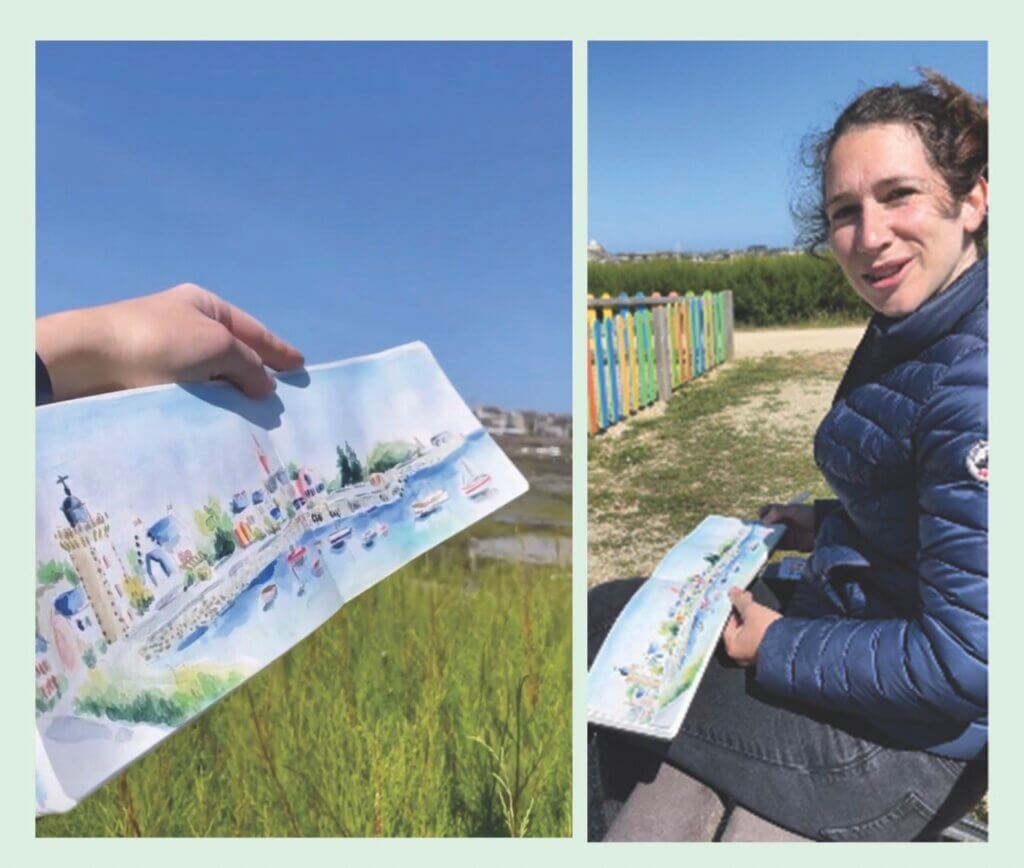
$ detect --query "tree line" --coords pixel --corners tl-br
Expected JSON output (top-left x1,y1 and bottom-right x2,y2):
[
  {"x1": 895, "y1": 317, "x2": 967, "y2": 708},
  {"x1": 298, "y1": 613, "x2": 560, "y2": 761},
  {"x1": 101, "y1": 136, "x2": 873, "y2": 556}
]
[{"x1": 588, "y1": 253, "x2": 871, "y2": 327}]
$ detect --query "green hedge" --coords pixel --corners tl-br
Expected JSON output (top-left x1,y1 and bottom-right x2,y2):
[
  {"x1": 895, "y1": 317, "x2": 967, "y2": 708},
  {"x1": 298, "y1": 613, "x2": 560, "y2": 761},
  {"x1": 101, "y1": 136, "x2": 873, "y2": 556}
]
[{"x1": 588, "y1": 254, "x2": 871, "y2": 327}]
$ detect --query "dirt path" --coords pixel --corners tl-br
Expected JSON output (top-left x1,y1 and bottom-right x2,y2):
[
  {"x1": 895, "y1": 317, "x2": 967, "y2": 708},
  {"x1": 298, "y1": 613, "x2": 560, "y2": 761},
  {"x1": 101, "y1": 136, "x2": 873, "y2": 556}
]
[{"x1": 734, "y1": 326, "x2": 864, "y2": 358}]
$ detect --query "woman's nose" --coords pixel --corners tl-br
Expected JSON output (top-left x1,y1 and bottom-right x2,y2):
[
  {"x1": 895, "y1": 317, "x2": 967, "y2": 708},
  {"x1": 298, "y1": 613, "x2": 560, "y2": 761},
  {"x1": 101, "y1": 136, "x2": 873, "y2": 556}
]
[{"x1": 855, "y1": 200, "x2": 893, "y2": 252}]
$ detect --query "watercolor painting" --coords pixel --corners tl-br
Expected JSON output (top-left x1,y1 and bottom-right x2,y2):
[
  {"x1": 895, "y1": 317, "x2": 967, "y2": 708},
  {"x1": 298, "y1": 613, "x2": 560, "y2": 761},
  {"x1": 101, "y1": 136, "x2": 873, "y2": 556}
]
[
  {"x1": 35, "y1": 342, "x2": 528, "y2": 815},
  {"x1": 587, "y1": 516, "x2": 782, "y2": 739}
]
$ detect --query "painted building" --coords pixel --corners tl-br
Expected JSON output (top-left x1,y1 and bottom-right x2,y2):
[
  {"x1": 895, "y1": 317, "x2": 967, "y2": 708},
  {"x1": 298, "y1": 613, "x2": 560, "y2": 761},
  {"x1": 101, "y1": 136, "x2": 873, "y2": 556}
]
[{"x1": 53, "y1": 476, "x2": 131, "y2": 644}]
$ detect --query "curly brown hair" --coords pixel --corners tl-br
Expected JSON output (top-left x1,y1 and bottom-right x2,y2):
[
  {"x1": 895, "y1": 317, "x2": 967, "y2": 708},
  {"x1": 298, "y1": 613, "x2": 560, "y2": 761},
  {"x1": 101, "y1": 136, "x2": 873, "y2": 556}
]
[{"x1": 793, "y1": 69, "x2": 988, "y2": 250}]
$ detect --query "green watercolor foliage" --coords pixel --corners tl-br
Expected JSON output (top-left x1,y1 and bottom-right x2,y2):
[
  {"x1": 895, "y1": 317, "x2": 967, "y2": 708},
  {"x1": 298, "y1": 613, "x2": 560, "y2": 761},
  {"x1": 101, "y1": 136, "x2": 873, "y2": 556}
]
[
  {"x1": 36, "y1": 541, "x2": 571, "y2": 837},
  {"x1": 366, "y1": 440, "x2": 418, "y2": 475},
  {"x1": 588, "y1": 253, "x2": 871, "y2": 327},
  {"x1": 37, "y1": 559, "x2": 78, "y2": 587},
  {"x1": 74, "y1": 667, "x2": 247, "y2": 728}
]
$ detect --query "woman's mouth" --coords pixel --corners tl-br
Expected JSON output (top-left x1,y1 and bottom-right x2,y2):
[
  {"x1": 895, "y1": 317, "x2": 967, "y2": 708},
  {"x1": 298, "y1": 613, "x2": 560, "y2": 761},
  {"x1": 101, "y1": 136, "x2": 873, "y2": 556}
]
[{"x1": 863, "y1": 259, "x2": 912, "y2": 290}]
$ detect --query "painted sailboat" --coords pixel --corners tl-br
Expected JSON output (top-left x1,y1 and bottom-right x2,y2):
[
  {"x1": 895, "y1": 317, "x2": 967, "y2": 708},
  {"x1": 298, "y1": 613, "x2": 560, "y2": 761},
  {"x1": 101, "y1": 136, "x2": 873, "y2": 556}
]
[{"x1": 460, "y1": 460, "x2": 491, "y2": 498}]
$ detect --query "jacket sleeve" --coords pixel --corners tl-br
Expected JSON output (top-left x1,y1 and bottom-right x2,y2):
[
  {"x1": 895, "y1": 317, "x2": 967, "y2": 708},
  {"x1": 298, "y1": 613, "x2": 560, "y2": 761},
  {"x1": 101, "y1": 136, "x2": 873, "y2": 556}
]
[
  {"x1": 37, "y1": 353, "x2": 54, "y2": 406},
  {"x1": 755, "y1": 346, "x2": 988, "y2": 733}
]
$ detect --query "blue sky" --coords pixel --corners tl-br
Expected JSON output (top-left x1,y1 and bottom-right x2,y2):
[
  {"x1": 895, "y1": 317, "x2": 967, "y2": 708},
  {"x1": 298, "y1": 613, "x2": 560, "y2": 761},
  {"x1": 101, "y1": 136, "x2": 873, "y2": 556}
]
[
  {"x1": 589, "y1": 41, "x2": 987, "y2": 252},
  {"x1": 37, "y1": 42, "x2": 571, "y2": 412}
]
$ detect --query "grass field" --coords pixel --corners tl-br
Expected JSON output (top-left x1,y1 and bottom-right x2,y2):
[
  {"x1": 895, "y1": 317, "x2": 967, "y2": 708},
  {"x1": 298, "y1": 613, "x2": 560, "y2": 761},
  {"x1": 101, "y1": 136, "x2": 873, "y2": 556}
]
[
  {"x1": 588, "y1": 350, "x2": 850, "y2": 586},
  {"x1": 37, "y1": 529, "x2": 571, "y2": 837}
]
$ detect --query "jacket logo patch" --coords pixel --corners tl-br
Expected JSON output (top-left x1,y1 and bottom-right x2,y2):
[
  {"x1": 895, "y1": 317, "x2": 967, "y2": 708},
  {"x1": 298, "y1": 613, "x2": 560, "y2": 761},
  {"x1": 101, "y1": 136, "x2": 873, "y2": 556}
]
[{"x1": 967, "y1": 440, "x2": 988, "y2": 483}]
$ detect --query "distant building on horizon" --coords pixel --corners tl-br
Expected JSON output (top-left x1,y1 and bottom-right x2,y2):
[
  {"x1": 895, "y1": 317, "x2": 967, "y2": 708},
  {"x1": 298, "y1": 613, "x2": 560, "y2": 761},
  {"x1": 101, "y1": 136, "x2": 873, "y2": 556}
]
[
  {"x1": 587, "y1": 238, "x2": 802, "y2": 264},
  {"x1": 473, "y1": 406, "x2": 571, "y2": 440}
]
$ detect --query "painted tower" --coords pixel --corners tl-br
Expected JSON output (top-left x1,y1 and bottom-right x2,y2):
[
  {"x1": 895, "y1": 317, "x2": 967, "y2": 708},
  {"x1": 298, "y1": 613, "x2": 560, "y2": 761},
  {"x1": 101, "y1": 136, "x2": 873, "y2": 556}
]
[
  {"x1": 252, "y1": 434, "x2": 293, "y2": 521},
  {"x1": 53, "y1": 476, "x2": 130, "y2": 644}
]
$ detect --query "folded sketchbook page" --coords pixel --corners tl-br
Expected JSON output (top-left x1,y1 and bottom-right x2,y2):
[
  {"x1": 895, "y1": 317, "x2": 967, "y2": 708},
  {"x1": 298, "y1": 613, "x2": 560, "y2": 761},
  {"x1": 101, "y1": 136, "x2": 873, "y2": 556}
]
[
  {"x1": 587, "y1": 516, "x2": 783, "y2": 739},
  {"x1": 35, "y1": 342, "x2": 528, "y2": 816}
]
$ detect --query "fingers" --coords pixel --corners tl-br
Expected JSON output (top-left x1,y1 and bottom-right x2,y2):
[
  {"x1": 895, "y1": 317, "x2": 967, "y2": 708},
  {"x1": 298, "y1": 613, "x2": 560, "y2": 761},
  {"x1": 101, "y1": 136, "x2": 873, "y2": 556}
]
[
  {"x1": 202, "y1": 292, "x2": 305, "y2": 372},
  {"x1": 728, "y1": 587, "x2": 753, "y2": 617},
  {"x1": 212, "y1": 335, "x2": 277, "y2": 398}
]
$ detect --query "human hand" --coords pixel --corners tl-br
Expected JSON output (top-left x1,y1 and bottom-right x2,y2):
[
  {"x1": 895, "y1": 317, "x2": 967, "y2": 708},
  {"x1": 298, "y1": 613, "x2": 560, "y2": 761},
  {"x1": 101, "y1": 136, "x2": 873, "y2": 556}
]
[
  {"x1": 36, "y1": 283, "x2": 304, "y2": 401},
  {"x1": 722, "y1": 587, "x2": 782, "y2": 667},
  {"x1": 757, "y1": 502, "x2": 816, "y2": 552}
]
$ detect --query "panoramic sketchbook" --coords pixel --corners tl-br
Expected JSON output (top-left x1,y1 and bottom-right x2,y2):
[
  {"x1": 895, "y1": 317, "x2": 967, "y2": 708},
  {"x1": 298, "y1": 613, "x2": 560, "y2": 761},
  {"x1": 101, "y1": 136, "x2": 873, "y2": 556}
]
[
  {"x1": 587, "y1": 516, "x2": 783, "y2": 739},
  {"x1": 35, "y1": 342, "x2": 528, "y2": 815}
]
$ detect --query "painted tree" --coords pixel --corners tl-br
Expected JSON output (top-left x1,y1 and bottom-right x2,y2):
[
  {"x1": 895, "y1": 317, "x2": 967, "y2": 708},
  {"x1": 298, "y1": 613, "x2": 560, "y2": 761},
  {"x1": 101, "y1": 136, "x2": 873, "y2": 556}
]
[
  {"x1": 346, "y1": 442, "x2": 364, "y2": 483},
  {"x1": 366, "y1": 440, "x2": 416, "y2": 474},
  {"x1": 36, "y1": 559, "x2": 78, "y2": 587},
  {"x1": 212, "y1": 526, "x2": 236, "y2": 561},
  {"x1": 336, "y1": 445, "x2": 351, "y2": 487},
  {"x1": 123, "y1": 574, "x2": 155, "y2": 615}
]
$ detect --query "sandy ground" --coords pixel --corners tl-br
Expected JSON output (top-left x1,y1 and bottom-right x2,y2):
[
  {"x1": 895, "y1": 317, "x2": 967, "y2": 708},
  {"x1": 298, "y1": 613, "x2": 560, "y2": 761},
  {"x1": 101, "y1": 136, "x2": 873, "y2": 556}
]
[
  {"x1": 734, "y1": 326, "x2": 864, "y2": 358},
  {"x1": 588, "y1": 328, "x2": 862, "y2": 587}
]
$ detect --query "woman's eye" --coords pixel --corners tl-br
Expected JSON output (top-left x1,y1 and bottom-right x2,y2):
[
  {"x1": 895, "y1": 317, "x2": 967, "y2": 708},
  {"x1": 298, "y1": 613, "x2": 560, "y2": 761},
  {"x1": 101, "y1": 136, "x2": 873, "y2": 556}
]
[
  {"x1": 829, "y1": 205, "x2": 857, "y2": 223},
  {"x1": 885, "y1": 187, "x2": 916, "y2": 202}
]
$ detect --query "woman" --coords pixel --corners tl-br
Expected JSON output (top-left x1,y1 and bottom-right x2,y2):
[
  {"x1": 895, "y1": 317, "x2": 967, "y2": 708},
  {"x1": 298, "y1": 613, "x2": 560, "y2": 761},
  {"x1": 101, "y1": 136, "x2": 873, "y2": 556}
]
[{"x1": 589, "y1": 70, "x2": 988, "y2": 842}]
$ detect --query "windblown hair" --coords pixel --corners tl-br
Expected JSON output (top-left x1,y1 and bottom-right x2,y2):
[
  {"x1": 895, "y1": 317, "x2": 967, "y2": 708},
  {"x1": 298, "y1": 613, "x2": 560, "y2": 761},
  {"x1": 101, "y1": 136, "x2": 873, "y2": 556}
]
[{"x1": 793, "y1": 69, "x2": 988, "y2": 250}]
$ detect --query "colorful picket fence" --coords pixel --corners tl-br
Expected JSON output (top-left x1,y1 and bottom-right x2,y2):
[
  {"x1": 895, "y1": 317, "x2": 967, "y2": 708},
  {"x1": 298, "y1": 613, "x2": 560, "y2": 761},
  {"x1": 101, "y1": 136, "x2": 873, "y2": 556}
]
[{"x1": 587, "y1": 290, "x2": 734, "y2": 433}]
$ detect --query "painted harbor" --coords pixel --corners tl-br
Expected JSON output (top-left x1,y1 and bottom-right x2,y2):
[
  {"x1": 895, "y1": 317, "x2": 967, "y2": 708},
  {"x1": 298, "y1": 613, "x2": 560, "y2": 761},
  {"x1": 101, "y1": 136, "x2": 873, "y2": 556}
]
[
  {"x1": 36, "y1": 343, "x2": 528, "y2": 812},
  {"x1": 39, "y1": 430, "x2": 521, "y2": 805},
  {"x1": 587, "y1": 517, "x2": 782, "y2": 738}
]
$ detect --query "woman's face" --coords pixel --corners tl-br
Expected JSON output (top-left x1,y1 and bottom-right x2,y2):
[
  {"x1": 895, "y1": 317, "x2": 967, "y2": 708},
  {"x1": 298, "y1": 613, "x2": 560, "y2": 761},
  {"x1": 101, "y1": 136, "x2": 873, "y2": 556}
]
[{"x1": 824, "y1": 122, "x2": 986, "y2": 317}]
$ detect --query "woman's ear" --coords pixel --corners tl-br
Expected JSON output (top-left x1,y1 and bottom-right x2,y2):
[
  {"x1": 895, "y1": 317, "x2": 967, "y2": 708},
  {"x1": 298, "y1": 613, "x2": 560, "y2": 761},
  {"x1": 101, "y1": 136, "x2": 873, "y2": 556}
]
[{"x1": 962, "y1": 176, "x2": 989, "y2": 235}]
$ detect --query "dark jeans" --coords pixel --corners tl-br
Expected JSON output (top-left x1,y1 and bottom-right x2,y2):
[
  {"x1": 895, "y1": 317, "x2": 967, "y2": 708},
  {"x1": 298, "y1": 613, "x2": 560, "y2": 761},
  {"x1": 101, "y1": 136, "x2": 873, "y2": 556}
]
[{"x1": 588, "y1": 578, "x2": 987, "y2": 842}]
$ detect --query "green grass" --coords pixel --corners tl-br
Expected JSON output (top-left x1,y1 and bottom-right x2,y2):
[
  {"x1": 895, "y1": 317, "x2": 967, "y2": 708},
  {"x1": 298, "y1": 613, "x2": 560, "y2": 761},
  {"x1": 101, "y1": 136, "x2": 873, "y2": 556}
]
[
  {"x1": 589, "y1": 352, "x2": 848, "y2": 585},
  {"x1": 36, "y1": 539, "x2": 571, "y2": 837}
]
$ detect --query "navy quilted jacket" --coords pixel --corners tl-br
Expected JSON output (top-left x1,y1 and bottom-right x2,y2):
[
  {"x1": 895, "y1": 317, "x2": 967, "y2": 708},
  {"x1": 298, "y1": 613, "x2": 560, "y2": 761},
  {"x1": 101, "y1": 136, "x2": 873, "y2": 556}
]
[{"x1": 756, "y1": 258, "x2": 988, "y2": 760}]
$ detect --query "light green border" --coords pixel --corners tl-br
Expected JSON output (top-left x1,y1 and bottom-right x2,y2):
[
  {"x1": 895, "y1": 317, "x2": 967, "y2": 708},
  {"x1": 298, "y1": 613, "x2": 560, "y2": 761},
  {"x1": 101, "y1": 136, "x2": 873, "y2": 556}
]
[{"x1": 4, "y1": 0, "x2": 1023, "y2": 862}]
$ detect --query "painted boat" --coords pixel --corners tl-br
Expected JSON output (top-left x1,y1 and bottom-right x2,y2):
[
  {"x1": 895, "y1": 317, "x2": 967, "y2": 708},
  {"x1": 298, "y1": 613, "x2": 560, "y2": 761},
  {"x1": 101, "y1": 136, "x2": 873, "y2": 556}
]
[
  {"x1": 412, "y1": 489, "x2": 448, "y2": 518},
  {"x1": 287, "y1": 545, "x2": 307, "y2": 566},
  {"x1": 329, "y1": 527, "x2": 352, "y2": 549},
  {"x1": 375, "y1": 522, "x2": 389, "y2": 537},
  {"x1": 461, "y1": 473, "x2": 491, "y2": 498},
  {"x1": 261, "y1": 583, "x2": 278, "y2": 610},
  {"x1": 362, "y1": 528, "x2": 377, "y2": 548},
  {"x1": 460, "y1": 461, "x2": 491, "y2": 498}
]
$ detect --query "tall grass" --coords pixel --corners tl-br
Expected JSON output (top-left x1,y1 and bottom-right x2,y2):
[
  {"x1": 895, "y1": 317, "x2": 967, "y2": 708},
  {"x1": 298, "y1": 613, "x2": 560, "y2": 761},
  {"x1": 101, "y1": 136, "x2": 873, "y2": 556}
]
[
  {"x1": 36, "y1": 539, "x2": 571, "y2": 837},
  {"x1": 589, "y1": 254, "x2": 870, "y2": 327}
]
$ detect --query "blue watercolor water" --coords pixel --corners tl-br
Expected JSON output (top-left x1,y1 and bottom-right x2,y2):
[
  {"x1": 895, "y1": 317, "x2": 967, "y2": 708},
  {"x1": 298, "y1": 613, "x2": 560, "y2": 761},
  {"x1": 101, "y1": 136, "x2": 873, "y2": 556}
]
[{"x1": 164, "y1": 430, "x2": 513, "y2": 669}]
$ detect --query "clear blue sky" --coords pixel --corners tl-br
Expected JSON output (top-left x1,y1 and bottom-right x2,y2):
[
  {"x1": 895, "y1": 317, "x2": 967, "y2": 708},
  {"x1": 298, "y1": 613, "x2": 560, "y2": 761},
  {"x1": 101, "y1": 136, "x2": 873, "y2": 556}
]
[
  {"x1": 37, "y1": 42, "x2": 571, "y2": 412},
  {"x1": 589, "y1": 41, "x2": 987, "y2": 253}
]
